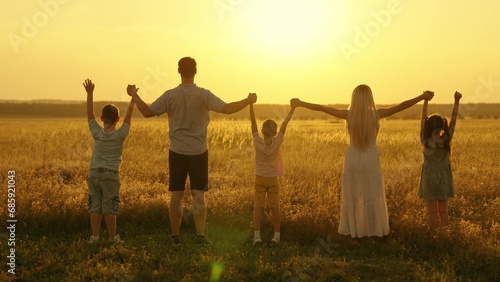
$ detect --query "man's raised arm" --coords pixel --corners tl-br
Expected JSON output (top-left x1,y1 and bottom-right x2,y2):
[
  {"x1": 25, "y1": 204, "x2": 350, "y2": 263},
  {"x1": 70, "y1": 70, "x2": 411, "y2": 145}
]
[
  {"x1": 127, "y1": 84, "x2": 155, "y2": 118},
  {"x1": 220, "y1": 93, "x2": 257, "y2": 114}
]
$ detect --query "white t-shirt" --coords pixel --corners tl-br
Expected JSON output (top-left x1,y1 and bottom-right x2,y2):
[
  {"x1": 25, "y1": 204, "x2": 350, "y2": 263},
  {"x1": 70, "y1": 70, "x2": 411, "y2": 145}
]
[
  {"x1": 150, "y1": 84, "x2": 226, "y2": 155},
  {"x1": 89, "y1": 120, "x2": 130, "y2": 171},
  {"x1": 253, "y1": 132, "x2": 285, "y2": 177}
]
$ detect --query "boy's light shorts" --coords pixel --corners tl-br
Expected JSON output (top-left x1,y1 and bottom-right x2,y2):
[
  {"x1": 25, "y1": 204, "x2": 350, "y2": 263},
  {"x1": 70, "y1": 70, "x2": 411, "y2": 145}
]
[
  {"x1": 254, "y1": 175, "x2": 280, "y2": 208},
  {"x1": 87, "y1": 168, "x2": 121, "y2": 215}
]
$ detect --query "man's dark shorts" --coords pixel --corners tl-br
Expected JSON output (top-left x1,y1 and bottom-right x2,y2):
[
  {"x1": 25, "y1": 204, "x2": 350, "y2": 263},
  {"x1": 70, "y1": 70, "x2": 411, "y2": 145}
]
[{"x1": 169, "y1": 150, "x2": 208, "y2": 191}]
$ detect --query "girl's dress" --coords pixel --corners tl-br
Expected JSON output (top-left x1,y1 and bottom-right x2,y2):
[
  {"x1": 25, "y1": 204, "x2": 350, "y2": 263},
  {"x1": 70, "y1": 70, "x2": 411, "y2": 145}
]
[
  {"x1": 338, "y1": 132, "x2": 389, "y2": 238},
  {"x1": 418, "y1": 128, "x2": 455, "y2": 200}
]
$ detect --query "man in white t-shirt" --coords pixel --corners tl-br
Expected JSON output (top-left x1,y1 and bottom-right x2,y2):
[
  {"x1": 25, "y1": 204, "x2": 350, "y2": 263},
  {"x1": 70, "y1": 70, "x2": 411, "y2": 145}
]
[{"x1": 128, "y1": 57, "x2": 256, "y2": 244}]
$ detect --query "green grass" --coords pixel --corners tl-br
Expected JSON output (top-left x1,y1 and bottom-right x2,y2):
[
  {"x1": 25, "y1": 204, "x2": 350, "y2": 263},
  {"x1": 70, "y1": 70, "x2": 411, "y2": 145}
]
[{"x1": 0, "y1": 118, "x2": 499, "y2": 281}]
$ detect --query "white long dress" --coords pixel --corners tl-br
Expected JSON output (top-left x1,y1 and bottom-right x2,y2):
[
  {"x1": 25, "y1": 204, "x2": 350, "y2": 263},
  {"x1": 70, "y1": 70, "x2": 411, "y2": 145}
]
[{"x1": 337, "y1": 137, "x2": 389, "y2": 238}]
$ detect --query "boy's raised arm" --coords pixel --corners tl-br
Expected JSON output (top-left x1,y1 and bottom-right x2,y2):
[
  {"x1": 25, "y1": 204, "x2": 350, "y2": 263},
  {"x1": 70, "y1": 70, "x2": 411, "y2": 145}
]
[
  {"x1": 83, "y1": 79, "x2": 95, "y2": 121},
  {"x1": 249, "y1": 101, "x2": 258, "y2": 134},
  {"x1": 279, "y1": 106, "x2": 295, "y2": 135},
  {"x1": 123, "y1": 98, "x2": 135, "y2": 126},
  {"x1": 449, "y1": 91, "x2": 462, "y2": 133},
  {"x1": 290, "y1": 98, "x2": 347, "y2": 120}
]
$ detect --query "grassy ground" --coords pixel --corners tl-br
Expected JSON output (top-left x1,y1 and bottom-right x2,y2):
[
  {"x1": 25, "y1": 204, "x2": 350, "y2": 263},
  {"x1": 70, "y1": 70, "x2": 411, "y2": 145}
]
[{"x1": 0, "y1": 118, "x2": 499, "y2": 281}]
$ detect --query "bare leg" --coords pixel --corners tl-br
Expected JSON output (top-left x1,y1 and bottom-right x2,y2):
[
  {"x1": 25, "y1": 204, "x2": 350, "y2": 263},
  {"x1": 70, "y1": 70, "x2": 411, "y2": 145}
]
[
  {"x1": 437, "y1": 200, "x2": 449, "y2": 226},
  {"x1": 425, "y1": 200, "x2": 439, "y2": 229},
  {"x1": 90, "y1": 213, "x2": 102, "y2": 236},
  {"x1": 253, "y1": 207, "x2": 264, "y2": 231},
  {"x1": 270, "y1": 207, "x2": 281, "y2": 232},
  {"x1": 170, "y1": 191, "x2": 184, "y2": 236},
  {"x1": 104, "y1": 214, "x2": 117, "y2": 238},
  {"x1": 191, "y1": 190, "x2": 206, "y2": 236}
]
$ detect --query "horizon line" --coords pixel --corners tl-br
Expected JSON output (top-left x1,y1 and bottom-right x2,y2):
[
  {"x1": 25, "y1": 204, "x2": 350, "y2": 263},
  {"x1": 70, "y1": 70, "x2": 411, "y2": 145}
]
[{"x1": 1, "y1": 99, "x2": 499, "y2": 106}]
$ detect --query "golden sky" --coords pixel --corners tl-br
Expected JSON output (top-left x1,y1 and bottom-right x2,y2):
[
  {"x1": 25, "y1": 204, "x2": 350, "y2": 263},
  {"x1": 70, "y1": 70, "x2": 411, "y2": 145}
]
[{"x1": 1, "y1": 1, "x2": 499, "y2": 105}]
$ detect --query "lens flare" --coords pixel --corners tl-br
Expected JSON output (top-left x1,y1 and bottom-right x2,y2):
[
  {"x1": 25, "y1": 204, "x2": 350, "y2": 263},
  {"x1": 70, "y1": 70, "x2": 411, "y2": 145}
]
[{"x1": 210, "y1": 262, "x2": 224, "y2": 281}]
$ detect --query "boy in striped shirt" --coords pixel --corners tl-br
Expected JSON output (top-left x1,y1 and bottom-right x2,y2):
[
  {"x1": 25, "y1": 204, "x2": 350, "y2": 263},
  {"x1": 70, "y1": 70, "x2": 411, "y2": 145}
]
[{"x1": 249, "y1": 101, "x2": 295, "y2": 245}]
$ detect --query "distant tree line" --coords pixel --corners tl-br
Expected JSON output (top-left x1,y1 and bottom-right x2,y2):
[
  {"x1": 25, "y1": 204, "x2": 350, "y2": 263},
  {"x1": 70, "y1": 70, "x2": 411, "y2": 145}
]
[{"x1": 0, "y1": 102, "x2": 498, "y2": 120}]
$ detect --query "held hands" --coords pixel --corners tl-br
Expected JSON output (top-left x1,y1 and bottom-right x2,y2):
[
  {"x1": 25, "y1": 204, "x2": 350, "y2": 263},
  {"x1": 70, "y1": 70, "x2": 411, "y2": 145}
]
[
  {"x1": 454, "y1": 91, "x2": 462, "y2": 101},
  {"x1": 83, "y1": 79, "x2": 95, "y2": 94},
  {"x1": 422, "y1": 90, "x2": 434, "y2": 101},
  {"x1": 248, "y1": 93, "x2": 257, "y2": 104},
  {"x1": 127, "y1": 84, "x2": 139, "y2": 96},
  {"x1": 290, "y1": 98, "x2": 301, "y2": 108}
]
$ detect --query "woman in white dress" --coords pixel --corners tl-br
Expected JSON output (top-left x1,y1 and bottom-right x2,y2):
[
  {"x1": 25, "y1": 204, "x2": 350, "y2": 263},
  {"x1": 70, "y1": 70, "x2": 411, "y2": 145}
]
[{"x1": 291, "y1": 85, "x2": 434, "y2": 237}]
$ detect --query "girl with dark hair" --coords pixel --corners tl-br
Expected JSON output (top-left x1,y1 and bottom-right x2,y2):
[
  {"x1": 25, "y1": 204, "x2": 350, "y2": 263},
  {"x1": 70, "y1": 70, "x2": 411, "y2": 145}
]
[{"x1": 419, "y1": 91, "x2": 462, "y2": 229}]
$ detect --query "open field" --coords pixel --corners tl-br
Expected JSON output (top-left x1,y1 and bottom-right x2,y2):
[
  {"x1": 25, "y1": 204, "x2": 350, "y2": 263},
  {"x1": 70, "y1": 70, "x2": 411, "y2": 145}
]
[
  {"x1": 1, "y1": 102, "x2": 500, "y2": 120},
  {"x1": 0, "y1": 118, "x2": 499, "y2": 281}
]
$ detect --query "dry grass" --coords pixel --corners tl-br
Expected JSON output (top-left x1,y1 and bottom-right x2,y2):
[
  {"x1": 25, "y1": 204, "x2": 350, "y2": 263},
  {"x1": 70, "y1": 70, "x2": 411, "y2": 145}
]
[{"x1": 0, "y1": 117, "x2": 498, "y2": 281}]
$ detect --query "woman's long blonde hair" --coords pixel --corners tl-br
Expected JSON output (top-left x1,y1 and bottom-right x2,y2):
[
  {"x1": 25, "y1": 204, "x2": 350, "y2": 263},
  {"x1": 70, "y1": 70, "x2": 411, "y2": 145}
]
[{"x1": 346, "y1": 84, "x2": 380, "y2": 149}]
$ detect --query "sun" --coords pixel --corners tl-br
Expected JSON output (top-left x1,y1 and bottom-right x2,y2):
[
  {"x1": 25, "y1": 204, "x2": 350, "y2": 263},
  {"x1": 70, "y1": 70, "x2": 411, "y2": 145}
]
[{"x1": 235, "y1": 0, "x2": 345, "y2": 58}]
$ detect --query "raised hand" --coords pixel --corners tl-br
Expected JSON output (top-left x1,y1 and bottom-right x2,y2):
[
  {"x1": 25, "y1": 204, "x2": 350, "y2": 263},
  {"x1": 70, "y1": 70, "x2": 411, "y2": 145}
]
[
  {"x1": 248, "y1": 93, "x2": 257, "y2": 104},
  {"x1": 83, "y1": 79, "x2": 95, "y2": 94},
  {"x1": 290, "y1": 98, "x2": 301, "y2": 108},
  {"x1": 422, "y1": 90, "x2": 434, "y2": 101},
  {"x1": 127, "y1": 84, "x2": 139, "y2": 96},
  {"x1": 450, "y1": 91, "x2": 462, "y2": 133}
]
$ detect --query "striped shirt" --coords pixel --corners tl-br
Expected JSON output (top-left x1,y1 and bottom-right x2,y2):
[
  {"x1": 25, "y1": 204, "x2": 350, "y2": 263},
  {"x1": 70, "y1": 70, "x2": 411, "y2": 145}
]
[{"x1": 253, "y1": 132, "x2": 284, "y2": 177}]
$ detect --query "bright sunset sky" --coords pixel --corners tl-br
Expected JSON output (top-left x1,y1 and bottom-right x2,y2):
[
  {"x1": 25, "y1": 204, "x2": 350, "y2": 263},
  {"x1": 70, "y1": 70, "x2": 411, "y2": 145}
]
[{"x1": 1, "y1": 1, "x2": 499, "y2": 105}]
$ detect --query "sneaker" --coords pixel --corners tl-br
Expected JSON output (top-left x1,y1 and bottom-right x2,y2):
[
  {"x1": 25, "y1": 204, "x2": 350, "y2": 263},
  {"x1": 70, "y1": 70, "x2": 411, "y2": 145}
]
[
  {"x1": 196, "y1": 235, "x2": 212, "y2": 245},
  {"x1": 253, "y1": 237, "x2": 262, "y2": 246},
  {"x1": 271, "y1": 236, "x2": 280, "y2": 244},
  {"x1": 88, "y1": 235, "x2": 100, "y2": 244},
  {"x1": 109, "y1": 235, "x2": 124, "y2": 244},
  {"x1": 171, "y1": 235, "x2": 181, "y2": 245}
]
